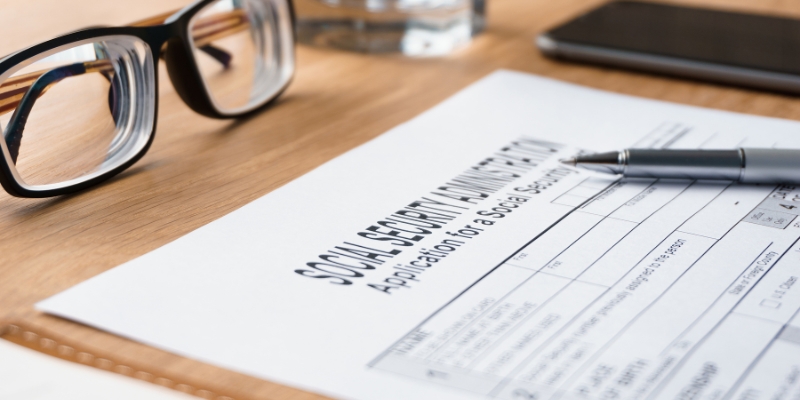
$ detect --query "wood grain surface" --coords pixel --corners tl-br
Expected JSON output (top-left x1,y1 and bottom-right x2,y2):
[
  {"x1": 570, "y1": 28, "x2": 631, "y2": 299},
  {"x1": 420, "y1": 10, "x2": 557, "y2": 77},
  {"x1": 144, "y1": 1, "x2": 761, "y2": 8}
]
[{"x1": 2, "y1": 0, "x2": 800, "y2": 398}]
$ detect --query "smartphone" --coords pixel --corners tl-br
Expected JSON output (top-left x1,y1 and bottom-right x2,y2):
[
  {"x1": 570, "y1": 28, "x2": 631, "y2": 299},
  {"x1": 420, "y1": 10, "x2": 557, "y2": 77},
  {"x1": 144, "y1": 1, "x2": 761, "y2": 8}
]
[{"x1": 537, "y1": 1, "x2": 800, "y2": 94}]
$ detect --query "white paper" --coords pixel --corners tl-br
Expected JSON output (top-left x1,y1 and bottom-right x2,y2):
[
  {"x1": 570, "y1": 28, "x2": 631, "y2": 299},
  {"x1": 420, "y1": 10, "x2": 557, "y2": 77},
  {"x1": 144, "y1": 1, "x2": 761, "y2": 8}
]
[
  {"x1": 38, "y1": 71, "x2": 800, "y2": 400},
  {"x1": 0, "y1": 339, "x2": 195, "y2": 400}
]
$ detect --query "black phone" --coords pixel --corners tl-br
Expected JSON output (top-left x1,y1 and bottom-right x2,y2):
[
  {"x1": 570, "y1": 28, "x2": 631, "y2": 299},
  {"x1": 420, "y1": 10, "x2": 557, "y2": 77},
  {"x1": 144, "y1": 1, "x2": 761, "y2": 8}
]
[{"x1": 537, "y1": 1, "x2": 800, "y2": 94}]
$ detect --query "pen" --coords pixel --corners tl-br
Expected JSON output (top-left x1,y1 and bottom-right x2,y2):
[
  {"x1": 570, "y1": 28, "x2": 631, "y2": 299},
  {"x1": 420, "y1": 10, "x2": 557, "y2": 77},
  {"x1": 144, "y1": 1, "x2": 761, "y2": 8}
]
[{"x1": 560, "y1": 148, "x2": 800, "y2": 184}]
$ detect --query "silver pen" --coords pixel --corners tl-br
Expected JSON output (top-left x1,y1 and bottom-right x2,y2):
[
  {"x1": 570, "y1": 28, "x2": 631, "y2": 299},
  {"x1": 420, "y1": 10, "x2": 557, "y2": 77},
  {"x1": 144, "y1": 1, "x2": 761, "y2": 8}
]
[{"x1": 560, "y1": 148, "x2": 800, "y2": 184}]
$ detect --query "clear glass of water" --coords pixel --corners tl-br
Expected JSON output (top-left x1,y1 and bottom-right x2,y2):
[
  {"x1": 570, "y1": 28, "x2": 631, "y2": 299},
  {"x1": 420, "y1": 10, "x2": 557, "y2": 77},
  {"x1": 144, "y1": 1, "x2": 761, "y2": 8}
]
[{"x1": 295, "y1": 0, "x2": 482, "y2": 56}]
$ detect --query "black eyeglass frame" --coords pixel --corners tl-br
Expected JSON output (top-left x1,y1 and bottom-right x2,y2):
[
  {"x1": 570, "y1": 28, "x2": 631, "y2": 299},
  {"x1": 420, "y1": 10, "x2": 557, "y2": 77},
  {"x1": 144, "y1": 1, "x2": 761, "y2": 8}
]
[{"x1": 0, "y1": 0, "x2": 296, "y2": 198}]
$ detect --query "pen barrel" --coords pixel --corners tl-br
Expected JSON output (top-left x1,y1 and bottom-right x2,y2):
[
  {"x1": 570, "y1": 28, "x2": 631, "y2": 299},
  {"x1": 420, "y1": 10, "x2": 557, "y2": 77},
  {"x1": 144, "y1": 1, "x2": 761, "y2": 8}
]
[
  {"x1": 740, "y1": 148, "x2": 800, "y2": 184},
  {"x1": 624, "y1": 149, "x2": 743, "y2": 180}
]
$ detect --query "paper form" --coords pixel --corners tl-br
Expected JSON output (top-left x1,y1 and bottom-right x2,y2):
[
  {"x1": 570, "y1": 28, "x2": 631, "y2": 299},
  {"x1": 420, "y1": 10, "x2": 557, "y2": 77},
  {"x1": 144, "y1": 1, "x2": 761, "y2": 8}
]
[
  {"x1": 0, "y1": 338, "x2": 195, "y2": 399},
  {"x1": 38, "y1": 71, "x2": 800, "y2": 400}
]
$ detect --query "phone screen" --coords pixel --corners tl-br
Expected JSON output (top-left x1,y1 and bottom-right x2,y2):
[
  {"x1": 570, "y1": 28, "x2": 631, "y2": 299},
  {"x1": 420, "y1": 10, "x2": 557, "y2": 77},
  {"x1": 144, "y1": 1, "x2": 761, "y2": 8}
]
[{"x1": 546, "y1": 1, "x2": 800, "y2": 75}]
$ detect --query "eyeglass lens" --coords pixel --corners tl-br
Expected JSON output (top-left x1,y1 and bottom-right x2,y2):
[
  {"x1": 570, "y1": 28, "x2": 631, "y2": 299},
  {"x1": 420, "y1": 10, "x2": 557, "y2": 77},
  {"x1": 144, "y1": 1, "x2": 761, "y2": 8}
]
[
  {"x1": 0, "y1": 37, "x2": 155, "y2": 189},
  {"x1": 190, "y1": 0, "x2": 294, "y2": 114}
]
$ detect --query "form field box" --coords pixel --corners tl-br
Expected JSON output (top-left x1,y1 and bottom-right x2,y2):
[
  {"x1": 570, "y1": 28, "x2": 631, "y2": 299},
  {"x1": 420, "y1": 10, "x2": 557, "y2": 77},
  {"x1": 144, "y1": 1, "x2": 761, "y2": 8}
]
[
  {"x1": 667, "y1": 126, "x2": 718, "y2": 149},
  {"x1": 552, "y1": 194, "x2": 589, "y2": 208},
  {"x1": 552, "y1": 177, "x2": 616, "y2": 208},
  {"x1": 647, "y1": 224, "x2": 791, "y2": 369},
  {"x1": 509, "y1": 212, "x2": 603, "y2": 271},
  {"x1": 735, "y1": 251, "x2": 800, "y2": 324},
  {"x1": 581, "y1": 183, "x2": 723, "y2": 287},
  {"x1": 374, "y1": 354, "x2": 500, "y2": 395},
  {"x1": 779, "y1": 326, "x2": 800, "y2": 345},
  {"x1": 512, "y1": 232, "x2": 716, "y2": 389},
  {"x1": 470, "y1": 281, "x2": 606, "y2": 377},
  {"x1": 391, "y1": 265, "x2": 535, "y2": 361},
  {"x1": 431, "y1": 272, "x2": 570, "y2": 368},
  {"x1": 679, "y1": 182, "x2": 766, "y2": 239},
  {"x1": 760, "y1": 299, "x2": 782, "y2": 309},
  {"x1": 728, "y1": 338, "x2": 800, "y2": 400},
  {"x1": 653, "y1": 314, "x2": 782, "y2": 400},
  {"x1": 632, "y1": 122, "x2": 690, "y2": 149},
  {"x1": 755, "y1": 189, "x2": 800, "y2": 217},
  {"x1": 610, "y1": 180, "x2": 692, "y2": 223},
  {"x1": 470, "y1": 282, "x2": 605, "y2": 378},
  {"x1": 542, "y1": 218, "x2": 636, "y2": 280},
  {"x1": 581, "y1": 178, "x2": 656, "y2": 217},
  {"x1": 745, "y1": 208, "x2": 796, "y2": 229}
]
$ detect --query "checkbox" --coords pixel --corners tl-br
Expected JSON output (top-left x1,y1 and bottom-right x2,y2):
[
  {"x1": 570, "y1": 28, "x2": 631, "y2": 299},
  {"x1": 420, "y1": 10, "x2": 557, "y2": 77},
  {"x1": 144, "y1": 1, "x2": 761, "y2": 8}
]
[{"x1": 760, "y1": 299, "x2": 782, "y2": 309}]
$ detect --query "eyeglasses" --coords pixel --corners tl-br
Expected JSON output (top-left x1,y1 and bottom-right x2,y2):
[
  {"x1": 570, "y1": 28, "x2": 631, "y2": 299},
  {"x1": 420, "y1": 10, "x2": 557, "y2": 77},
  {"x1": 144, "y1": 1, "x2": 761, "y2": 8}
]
[{"x1": 0, "y1": 0, "x2": 295, "y2": 198}]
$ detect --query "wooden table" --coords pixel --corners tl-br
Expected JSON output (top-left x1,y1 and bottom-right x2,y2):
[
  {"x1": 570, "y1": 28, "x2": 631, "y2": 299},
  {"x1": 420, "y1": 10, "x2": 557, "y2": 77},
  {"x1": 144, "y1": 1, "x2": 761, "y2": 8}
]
[{"x1": 2, "y1": 0, "x2": 800, "y2": 398}]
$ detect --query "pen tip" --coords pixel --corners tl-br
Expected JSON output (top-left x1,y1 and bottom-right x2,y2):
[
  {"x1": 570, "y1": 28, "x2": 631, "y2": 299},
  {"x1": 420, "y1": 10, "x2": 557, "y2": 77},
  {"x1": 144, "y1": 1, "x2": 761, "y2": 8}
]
[{"x1": 559, "y1": 157, "x2": 577, "y2": 167}]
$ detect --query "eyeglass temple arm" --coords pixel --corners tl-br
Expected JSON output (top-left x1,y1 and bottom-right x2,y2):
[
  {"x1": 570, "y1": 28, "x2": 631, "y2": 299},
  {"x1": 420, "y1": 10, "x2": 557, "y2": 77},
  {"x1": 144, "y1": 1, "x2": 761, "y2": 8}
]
[
  {"x1": 133, "y1": 8, "x2": 249, "y2": 67},
  {"x1": 0, "y1": 8, "x2": 248, "y2": 118}
]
